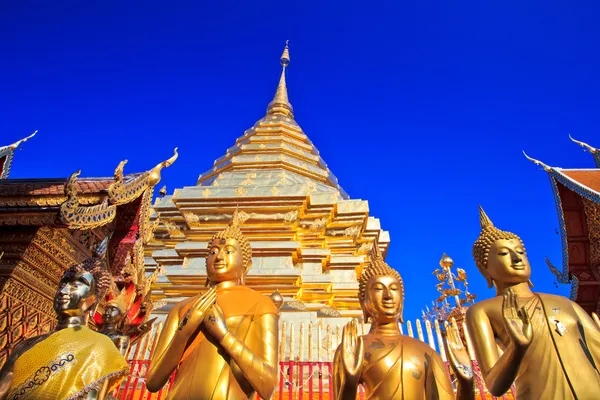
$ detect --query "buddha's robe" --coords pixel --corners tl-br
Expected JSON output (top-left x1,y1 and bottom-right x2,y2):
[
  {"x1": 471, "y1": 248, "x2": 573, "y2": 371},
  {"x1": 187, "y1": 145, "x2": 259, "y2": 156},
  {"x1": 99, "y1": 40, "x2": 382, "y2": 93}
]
[
  {"x1": 468, "y1": 293, "x2": 600, "y2": 399},
  {"x1": 334, "y1": 333, "x2": 455, "y2": 400},
  {"x1": 166, "y1": 285, "x2": 279, "y2": 400},
  {"x1": 7, "y1": 326, "x2": 129, "y2": 400}
]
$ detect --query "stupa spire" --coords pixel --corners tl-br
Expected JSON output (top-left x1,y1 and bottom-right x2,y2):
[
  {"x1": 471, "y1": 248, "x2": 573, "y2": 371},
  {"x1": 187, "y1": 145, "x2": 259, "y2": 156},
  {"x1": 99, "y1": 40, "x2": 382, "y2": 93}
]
[{"x1": 266, "y1": 41, "x2": 294, "y2": 119}]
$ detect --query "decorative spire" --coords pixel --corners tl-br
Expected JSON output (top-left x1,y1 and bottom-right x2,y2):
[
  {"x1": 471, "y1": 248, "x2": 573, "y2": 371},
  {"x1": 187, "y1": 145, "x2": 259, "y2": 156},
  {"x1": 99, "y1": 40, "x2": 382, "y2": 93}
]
[
  {"x1": 569, "y1": 134, "x2": 600, "y2": 168},
  {"x1": 522, "y1": 150, "x2": 552, "y2": 172},
  {"x1": 147, "y1": 148, "x2": 178, "y2": 186},
  {"x1": 266, "y1": 41, "x2": 294, "y2": 119},
  {"x1": 7, "y1": 130, "x2": 37, "y2": 150}
]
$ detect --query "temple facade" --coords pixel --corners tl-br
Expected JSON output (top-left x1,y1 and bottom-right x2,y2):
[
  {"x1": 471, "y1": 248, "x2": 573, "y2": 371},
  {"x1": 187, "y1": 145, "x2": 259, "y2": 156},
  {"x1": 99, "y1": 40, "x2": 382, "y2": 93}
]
[
  {"x1": 147, "y1": 44, "x2": 390, "y2": 360},
  {"x1": 0, "y1": 132, "x2": 176, "y2": 366},
  {"x1": 525, "y1": 137, "x2": 600, "y2": 314}
]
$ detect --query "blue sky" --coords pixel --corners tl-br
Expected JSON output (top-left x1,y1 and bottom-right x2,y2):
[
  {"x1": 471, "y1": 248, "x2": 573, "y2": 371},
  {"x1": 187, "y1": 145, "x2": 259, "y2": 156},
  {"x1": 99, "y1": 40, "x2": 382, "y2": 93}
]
[{"x1": 2, "y1": 1, "x2": 598, "y2": 322}]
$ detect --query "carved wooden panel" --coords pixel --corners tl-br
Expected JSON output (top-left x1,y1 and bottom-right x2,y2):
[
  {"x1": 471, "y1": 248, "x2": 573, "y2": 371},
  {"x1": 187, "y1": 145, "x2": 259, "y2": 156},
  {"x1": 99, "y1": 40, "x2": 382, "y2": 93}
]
[{"x1": 0, "y1": 278, "x2": 56, "y2": 368}]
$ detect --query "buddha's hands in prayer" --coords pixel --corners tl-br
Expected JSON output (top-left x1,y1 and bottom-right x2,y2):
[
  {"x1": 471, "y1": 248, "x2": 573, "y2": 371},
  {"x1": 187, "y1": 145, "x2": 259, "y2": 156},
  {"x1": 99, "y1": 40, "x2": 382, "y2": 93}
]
[
  {"x1": 341, "y1": 319, "x2": 363, "y2": 384},
  {"x1": 445, "y1": 323, "x2": 473, "y2": 382},
  {"x1": 178, "y1": 287, "x2": 217, "y2": 335},
  {"x1": 204, "y1": 303, "x2": 229, "y2": 342},
  {"x1": 502, "y1": 288, "x2": 533, "y2": 350}
]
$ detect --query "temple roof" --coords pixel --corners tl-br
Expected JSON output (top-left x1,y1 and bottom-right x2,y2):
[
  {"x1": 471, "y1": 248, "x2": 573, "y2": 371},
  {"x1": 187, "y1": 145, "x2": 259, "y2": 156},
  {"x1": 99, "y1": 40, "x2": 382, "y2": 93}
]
[
  {"x1": 524, "y1": 137, "x2": 600, "y2": 312},
  {"x1": 0, "y1": 131, "x2": 36, "y2": 179},
  {"x1": 559, "y1": 170, "x2": 600, "y2": 194}
]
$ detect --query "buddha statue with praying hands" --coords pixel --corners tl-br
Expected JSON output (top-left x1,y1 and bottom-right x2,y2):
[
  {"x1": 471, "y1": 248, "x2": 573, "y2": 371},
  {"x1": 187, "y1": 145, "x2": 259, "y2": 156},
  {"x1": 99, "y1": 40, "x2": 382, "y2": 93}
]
[
  {"x1": 145, "y1": 210, "x2": 279, "y2": 399},
  {"x1": 333, "y1": 246, "x2": 474, "y2": 400},
  {"x1": 466, "y1": 206, "x2": 600, "y2": 398},
  {"x1": 0, "y1": 257, "x2": 130, "y2": 400}
]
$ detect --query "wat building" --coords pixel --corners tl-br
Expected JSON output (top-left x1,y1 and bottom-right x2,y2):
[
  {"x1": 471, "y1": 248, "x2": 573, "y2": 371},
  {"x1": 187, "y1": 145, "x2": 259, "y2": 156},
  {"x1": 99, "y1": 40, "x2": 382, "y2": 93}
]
[
  {"x1": 0, "y1": 131, "x2": 176, "y2": 366},
  {"x1": 147, "y1": 44, "x2": 391, "y2": 360},
  {"x1": 525, "y1": 137, "x2": 600, "y2": 315}
]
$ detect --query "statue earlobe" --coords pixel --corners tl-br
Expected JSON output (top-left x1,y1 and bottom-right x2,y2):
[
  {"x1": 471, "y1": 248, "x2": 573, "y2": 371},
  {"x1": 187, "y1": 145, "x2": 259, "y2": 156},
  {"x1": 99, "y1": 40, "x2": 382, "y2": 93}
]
[
  {"x1": 528, "y1": 279, "x2": 534, "y2": 288},
  {"x1": 398, "y1": 315, "x2": 404, "y2": 324},
  {"x1": 486, "y1": 277, "x2": 494, "y2": 289}
]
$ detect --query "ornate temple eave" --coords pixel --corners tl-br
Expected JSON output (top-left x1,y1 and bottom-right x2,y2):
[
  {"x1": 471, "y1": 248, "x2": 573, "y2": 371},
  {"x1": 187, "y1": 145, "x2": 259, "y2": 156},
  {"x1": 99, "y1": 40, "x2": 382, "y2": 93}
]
[
  {"x1": 525, "y1": 149, "x2": 600, "y2": 312},
  {"x1": 570, "y1": 135, "x2": 600, "y2": 168},
  {"x1": 0, "y1": 131, "x2": 37, "y2": 179}
]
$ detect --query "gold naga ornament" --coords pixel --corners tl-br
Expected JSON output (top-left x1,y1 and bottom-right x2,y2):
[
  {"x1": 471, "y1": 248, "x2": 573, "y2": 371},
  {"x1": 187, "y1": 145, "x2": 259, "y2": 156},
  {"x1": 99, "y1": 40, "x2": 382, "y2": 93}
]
[
  {"x1": 466, "y1": 206, "x2": 600, "y2": 399},
  {"x1": 145, "y1": 210, "x2": 279, "y2": 400},
  {"x1": 0, "y1": 257, "x2": 129, "y2": 400},
  {"x1": 333, "y1": 246, "x2": 474, "y2": 400}
]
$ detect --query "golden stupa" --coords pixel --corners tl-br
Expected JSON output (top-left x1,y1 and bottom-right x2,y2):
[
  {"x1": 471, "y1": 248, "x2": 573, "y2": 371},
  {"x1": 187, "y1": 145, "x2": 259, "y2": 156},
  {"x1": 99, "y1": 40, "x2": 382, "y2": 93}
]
[{"x1": 146, "y1": 43, "x2": 390, "y2": 359}]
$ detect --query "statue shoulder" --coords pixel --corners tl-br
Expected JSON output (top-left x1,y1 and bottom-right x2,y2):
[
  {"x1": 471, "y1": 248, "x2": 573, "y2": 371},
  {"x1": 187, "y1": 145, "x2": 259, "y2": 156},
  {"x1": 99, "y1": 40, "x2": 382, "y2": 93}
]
[
  {"x1": 10, "y1": 333, "x2": 49, "y2": 361},
  {"x1": 466, "y1": 298, "x2": 498, "y2": 322}
]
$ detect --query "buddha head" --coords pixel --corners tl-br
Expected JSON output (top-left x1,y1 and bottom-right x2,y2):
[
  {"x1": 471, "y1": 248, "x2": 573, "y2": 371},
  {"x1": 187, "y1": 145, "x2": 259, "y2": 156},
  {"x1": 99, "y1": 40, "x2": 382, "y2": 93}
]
[
  {"x1": 206, "y1": 210, "x2": 252, "y2": 285},
  {"x1": 473, "y1": 206, "x2": 531, "y2": 292},
  {"x1": 359, "y1": 245, "x2": 404, "y2": 324},
  {"x1": 54, "y1": 257, "x2": 112, "y2": 317},
  {"x1": 103, "y1": 294, "x2": 128, "y2": 325}
]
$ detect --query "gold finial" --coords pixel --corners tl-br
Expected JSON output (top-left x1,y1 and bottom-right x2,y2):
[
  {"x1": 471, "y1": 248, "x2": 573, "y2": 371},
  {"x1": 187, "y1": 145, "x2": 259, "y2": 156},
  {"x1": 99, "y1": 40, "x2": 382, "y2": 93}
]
[
  {"x1": 569, "y1": 134, "x2": 598, "y2": 154},
  {"x1": 147, "y1": 148, "x2": 178, "y2": 186},
  {"x1": 281, "y1": 40, "x2": 290, "y2": 66},
  {"x1": 478, "y1": 205, "x2": 493, "y2": 229},
  {"x1": 522, "y1": 151, "x2": 552, "y2": 172},
  {"x1": 8, "y1": 130, "x2": 37, "y2": 150},
  {"x1": 439, "y1": 253, "x2": 454, "y2": 269},
  {"x1": 114, "y1": 159, "x2": 128, "y2": 182},
  {"x1": 267, "y1": 41, "x2": 294, "y2": 119},
  {"x1": 64, "y1": 170, "x2": 82, "y2": 199}
]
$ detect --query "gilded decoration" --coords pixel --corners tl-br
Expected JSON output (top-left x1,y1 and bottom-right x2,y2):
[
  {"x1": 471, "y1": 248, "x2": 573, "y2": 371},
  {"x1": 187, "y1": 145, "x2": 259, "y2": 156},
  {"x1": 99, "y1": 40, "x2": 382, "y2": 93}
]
[
  {"x1": 60, "y1": 148, "x2": 177, "y2": 231},
  {"x1": 582, "y1": 197, "x2": 600, "y2": 272},
  {"x1": 0, "y1": 277, "x2": 57, "y2": 366},
  {"x1": 317, "y1": 306, "x2": 341, "y2": 317},
  {"x1": 0, "y1": 131, "x2": 37, "y2": 180},
  {"x1": 282, "y1": 299, "x2": 308, "y2": 311},
  {"x1": 60, "y1": 171, "x2": 118, "y2": 230}
]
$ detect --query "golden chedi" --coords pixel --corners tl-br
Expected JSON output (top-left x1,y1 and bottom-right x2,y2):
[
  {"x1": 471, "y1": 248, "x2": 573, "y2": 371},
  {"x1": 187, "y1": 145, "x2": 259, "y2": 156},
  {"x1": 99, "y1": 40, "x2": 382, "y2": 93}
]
[
  {"x1": 146, "y1": 210, "x2": 279, "y2": 399},
  {"x1": 0, "y1": 258, "x2": 129, "y2": 400},
  {"x1": 466, "y1": 206, "x2": 600, "y2": 398},
  {"x1": 333, "y1": 246, "x2": 474, "y2": 400}
]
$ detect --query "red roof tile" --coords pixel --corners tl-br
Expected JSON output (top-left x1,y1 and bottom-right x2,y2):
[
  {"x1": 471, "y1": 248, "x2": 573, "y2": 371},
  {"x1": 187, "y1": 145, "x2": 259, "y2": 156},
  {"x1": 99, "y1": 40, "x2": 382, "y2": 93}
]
[
  {"x1": 561, "y1": 170, "x2": 600, "y2": 193},
  {"x1": 0, "y1": 178, "x2": 113, "y2": 197}
]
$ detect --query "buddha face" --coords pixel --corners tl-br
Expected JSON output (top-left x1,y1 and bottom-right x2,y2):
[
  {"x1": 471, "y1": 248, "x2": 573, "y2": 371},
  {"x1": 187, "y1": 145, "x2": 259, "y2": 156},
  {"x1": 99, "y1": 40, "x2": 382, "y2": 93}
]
[
  {"x1": 103, "y1": 304, "x2": 123, "y2": 324},
  {"x1": 123, "y1": 272, "x2": 133, "y2": 285},
  {"x1": 363, "y1": 275, "x2": 403, "y2": 323},
  {"x1": 54, "y1": 271, "x2": 97, "y2": 315},
  {"x1": 485, "y1": 238, "x2": 531, "y2": 285},
  {"x1": 206, "y1": 238, "x2": 248, "y2": 284}
]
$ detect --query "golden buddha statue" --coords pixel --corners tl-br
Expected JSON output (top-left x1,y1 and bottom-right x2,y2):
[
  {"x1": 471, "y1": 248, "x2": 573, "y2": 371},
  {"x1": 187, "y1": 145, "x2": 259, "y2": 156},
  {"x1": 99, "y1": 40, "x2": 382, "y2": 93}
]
[
  {"x1": 146, "y1": 211, "x2": 279, "y2": 399},
  {"x1": 100, "y1": 294, "x2": 131, "y2": 356},
  {"x1": 466, "y1": 206, "x2": 600, "y2": 398},
  {"x1": 0, "y1": 257, "x2": 130, "y2": 400},
  {"x1": 333, "y1": 247, "x2": 474, "y2": 400}
]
